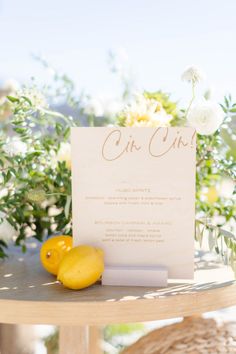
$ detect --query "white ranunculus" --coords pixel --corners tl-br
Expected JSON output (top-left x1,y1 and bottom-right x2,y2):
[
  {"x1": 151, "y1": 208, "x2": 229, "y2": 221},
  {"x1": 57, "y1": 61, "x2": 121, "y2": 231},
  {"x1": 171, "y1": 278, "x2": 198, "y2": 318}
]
[
  {"x1": 187, "y1": 101, "x2": 224, "y2": 135},
  {"x1": 0, "y1": 212, "x2": 16, "y2": 243},
  {"x1": 57, "y1": 142, "x2": 71, "y2": 169},
  {"x1": 181, "y1": 66, "x2": 205, "y2": 83},
  {"x1": 4, "y1": 137, "x2": 27, "y2": 156},
  {"x1": 83, "y1": 98, "x2": 104, "y2": 117},
  {"x1": 83, "y1": 94, "x2": 123, "y2": 118},
  {"x1": 103, "y1": 99, "x2": 123, "y2": 118}
]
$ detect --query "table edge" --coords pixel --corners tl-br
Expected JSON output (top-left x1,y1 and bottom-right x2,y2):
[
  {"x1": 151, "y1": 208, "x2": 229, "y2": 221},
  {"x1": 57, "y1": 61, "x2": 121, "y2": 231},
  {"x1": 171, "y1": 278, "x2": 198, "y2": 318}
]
[{"x1": 1, "y1": 283, "x2": 236, "y2": 325}]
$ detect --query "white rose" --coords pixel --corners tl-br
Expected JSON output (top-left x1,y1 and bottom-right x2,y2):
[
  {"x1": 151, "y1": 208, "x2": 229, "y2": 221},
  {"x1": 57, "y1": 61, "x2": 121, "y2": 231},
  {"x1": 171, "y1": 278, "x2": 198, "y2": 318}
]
[
  {"x1": 83, "y1": 98, "x2": 104, "y2": 117},
  {"x1": 0, "y1": 212, "x2": 16, "y2": 243},
  {"x1": 187, "y1": 101, "x2": 224, "y2": 135},
  {"x1": 103, "y1": 100, "x2": 123, "y2": 118},
  {"x1": 4, "y1": 137, "x2": 27, "y2": 156},
  {"x1": 181, "y1": 66, "x2": 205, "y2": 83}
]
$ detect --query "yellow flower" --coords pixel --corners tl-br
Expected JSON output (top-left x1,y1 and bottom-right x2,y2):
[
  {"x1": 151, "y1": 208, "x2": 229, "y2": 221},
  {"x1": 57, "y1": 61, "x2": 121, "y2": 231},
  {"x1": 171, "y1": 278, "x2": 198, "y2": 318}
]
[
  {"x1": 205, "y1": 186, "x2": 218, "y2": 204},
  {"x1": 121, "y1": 94, "x2": 173, "y2": 127}
]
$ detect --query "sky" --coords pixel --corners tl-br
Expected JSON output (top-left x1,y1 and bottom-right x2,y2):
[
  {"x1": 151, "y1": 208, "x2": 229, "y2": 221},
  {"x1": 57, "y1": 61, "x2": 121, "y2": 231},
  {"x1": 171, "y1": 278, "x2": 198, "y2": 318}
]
[{"x1": 0, "y1": 0, "x2": 236, "y2": 103}]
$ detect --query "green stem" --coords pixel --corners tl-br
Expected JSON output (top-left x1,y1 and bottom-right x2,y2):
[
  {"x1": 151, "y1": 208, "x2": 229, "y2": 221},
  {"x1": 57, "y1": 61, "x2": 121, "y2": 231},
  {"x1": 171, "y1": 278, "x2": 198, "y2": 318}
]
[
  {"x1": 196, "y1": 219, "x2": 236, "y2": 241},
  {"x1": 88, "y1": 114, "x2": 95, "y2": 127},
  {"x1": 185, "y1": 81, "x2": 196, "y2": 119},
  {"x1": 46, "y1": 192, "x2": 68, "y2": 197},
  {"x1": 40, "y1": 108, "x2": 75, "y2": 127}
]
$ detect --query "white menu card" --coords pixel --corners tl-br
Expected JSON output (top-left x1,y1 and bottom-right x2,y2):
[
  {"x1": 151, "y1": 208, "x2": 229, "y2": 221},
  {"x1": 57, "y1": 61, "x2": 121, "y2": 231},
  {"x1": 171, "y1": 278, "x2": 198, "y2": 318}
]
[{"x1": 71, "y1": 127, "x2": 196, "y2": 280}]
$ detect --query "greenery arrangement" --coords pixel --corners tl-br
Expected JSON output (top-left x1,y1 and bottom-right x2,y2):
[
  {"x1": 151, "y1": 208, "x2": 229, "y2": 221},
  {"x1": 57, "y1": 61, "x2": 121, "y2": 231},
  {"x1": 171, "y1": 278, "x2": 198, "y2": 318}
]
[{"x1": 0, "y1": 61, "x2": 235, "y2": 276}]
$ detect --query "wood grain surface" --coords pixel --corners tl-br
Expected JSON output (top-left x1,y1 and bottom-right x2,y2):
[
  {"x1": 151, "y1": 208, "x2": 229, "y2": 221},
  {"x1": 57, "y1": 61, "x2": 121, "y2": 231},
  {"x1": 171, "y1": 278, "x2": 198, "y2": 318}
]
[{"x1": 0, "y1": 246, "x2": 235, "y2": 325}]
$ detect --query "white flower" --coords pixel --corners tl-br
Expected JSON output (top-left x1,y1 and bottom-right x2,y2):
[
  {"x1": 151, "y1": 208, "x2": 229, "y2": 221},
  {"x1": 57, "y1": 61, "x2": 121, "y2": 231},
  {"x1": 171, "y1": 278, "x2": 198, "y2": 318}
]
[
  {"x1": 4, "y1": 137, "x2": 27, "y2": 156},
  {"x1": 48, "y1": 206, "x2": 63, "y2": 217},
  {"x1": 100, "y1": 96, "x2": 123, "y2": 118},
  {"x1": 0, "y1": 188, "x2": 8, "y2": 199},
  {"x1": 0, "y1": 212, "x2": 16, "y2": 243},
  {"x1": 83, "y1": 98, "x2": 104, "y2": 117},
  {"x1": 17, "y1": 87, "x2": 48, "y2": 109},
  {"x1": 24, "y1": 225, "x2": 36, "y2": 238},
  {"x1": 40, "y1": 196, "x2": 57, "y2": 209},
  {"x1": 57, "y1": 142, "x2": 71, "y2": 169},
  {"x1": 83, "y1": 94, "x2": 123, "y2": 118},
  {"x1": 103, "y1": 100, "x2": 123, "y2": 118},
  {"x1": 219, "y1": 178, "x2": 235, "y2": 199},
  {"x1": 181, "y1": 66, "x2": 205, "y2": 83},
  {"x1": 187, "y1": 101, "x2": 224, "y2": 135}
]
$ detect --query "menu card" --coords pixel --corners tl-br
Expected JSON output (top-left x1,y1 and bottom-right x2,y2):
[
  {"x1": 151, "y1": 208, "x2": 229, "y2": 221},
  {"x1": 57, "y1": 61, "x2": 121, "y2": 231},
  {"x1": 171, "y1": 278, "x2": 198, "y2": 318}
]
[{"x1": 71, "y1": 127, "x2": 196, "y2": 279}]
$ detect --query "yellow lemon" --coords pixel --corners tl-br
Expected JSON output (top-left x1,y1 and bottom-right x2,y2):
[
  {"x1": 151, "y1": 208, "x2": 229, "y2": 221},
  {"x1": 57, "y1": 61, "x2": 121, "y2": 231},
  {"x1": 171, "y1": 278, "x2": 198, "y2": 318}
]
[
  {"x1": 40, "y1": 235, "x2": 73, "y2": 275},
  {"x1": 57, "y1": 245, "x2": 104, "y2": 290}
]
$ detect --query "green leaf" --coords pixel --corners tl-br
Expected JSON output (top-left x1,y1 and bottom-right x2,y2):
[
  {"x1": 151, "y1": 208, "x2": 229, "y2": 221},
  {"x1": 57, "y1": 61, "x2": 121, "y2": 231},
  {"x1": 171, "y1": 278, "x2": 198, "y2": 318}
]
[
  {"x1": 220, "y1": 228, "x2": 236, "y2": 240},
  {"x1": 0, "y1": 240, "x2": 8, "y2": 248},
  {"x1": 224, "y1": 96, "x2": 229, "y2": 108},
  {"x1": 21, "y1": 244, "x2": 26, "y2": 253},
  {"x1": 64, "y1": 195, "x2": 71, "y2": 219},
  {"x1": 0, "y1": 248, "x2": 8, "y2": 259},
  {"x1": 208, "y1": 229, "x2": 215, "y2": 252},
  {"x1": 219, "y1": 104, "x2": 227, "y2": 113},
  {"x1": 55, "y1": 123, "x2": 63, "y2": 135},
  {"x1": 21, "y1": 96, "x2": 32, "y2": 106},
  {"x1": 7, "y1": 95, "x2": 20, "y2": 103},
  {"x1": 64, "y1": 127, "x2": 70, "y2": 140}
]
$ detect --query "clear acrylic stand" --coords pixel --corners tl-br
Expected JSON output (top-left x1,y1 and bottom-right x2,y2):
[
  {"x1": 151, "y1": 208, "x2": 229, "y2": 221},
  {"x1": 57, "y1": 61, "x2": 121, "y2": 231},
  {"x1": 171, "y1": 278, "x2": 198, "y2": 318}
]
[{"x1": 102, "y1": 265, "x2": 168, "y2": 287}]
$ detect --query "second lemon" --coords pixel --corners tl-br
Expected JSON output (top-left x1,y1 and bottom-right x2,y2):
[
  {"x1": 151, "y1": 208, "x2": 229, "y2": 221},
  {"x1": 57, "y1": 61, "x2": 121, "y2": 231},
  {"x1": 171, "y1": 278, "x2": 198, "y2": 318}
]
[{"x1": 57, "y1": 245, "x2": 104, "y2": 290}]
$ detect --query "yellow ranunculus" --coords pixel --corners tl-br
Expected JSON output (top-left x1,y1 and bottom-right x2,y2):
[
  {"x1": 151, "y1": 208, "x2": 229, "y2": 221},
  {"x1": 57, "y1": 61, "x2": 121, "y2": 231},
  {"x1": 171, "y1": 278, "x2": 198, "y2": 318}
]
[
  {"x1": 206, "y1": 186, "x2": 218, "y2": 204},
  {"x1": 122, "y1": 94, "x2": 173, "y2": 127}
]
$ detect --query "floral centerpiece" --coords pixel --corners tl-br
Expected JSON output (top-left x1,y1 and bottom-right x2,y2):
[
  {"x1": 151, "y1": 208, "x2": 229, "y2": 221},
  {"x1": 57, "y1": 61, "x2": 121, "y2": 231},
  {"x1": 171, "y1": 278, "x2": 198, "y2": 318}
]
[{"x1": 0, "y1": 64, "x2": 235, "y2": 273}]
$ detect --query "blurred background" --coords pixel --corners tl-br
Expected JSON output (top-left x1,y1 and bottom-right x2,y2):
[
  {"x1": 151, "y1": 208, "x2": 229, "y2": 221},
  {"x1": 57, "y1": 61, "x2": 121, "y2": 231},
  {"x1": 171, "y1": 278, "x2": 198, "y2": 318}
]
[
  {"x1": 0, "y1": 0, "x2": 236, "y2": 353},
  {"x1": 1, "y1": 0, "x2": 236, "y2": 102}
]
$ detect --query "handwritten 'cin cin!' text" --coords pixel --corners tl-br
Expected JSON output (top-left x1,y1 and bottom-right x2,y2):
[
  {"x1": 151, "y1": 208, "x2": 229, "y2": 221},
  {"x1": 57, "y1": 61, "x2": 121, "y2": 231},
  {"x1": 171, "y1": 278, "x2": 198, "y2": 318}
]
[{"x1": 101, "y1": 128, "x2": 196, "y2": 161}]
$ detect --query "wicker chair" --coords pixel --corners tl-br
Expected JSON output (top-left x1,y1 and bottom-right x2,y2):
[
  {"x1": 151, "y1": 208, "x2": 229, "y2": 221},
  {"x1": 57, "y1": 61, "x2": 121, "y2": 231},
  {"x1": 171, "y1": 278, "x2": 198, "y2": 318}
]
[{"x1": 122, "y1": 316, "x2": 236, "y2": 354}]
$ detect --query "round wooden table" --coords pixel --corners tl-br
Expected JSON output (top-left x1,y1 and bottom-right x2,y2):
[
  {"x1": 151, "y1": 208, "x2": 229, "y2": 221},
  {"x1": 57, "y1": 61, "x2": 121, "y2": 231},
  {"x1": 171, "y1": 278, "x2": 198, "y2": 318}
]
[{"x1": 0, "y1": 247, "x2": 236, "y2": 354}]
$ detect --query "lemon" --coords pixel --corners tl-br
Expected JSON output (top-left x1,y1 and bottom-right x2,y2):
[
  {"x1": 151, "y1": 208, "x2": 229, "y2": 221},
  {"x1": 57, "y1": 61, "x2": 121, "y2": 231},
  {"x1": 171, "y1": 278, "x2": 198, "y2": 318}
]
[
  {"x1": 57, "y1": 245, "x2": 104, "y2": 290},
  {"x1": 40, "y1": 235, "x2": 72, "y2": 275}
]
